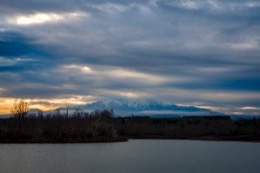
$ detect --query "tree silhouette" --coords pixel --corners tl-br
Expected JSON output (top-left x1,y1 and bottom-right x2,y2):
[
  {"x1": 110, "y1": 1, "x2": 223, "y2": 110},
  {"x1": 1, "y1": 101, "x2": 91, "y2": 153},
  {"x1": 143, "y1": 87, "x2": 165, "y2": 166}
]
[{"x1": 10, "y1": 99, "x2": 30, "y2": 119}]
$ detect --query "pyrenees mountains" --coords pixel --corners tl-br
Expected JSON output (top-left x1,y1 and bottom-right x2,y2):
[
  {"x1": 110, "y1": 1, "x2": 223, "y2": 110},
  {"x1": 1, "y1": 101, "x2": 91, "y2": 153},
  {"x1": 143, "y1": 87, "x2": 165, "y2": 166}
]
[{"x1": 59, "y1": 99, "x2": 222, "y2": 117}]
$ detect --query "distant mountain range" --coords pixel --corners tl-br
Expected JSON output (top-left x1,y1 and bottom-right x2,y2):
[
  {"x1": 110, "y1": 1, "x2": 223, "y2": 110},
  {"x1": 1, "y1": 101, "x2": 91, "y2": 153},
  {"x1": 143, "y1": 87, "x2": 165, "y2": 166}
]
[
  {"x1": 59, "y1": 98, "x2": 223, "y2": 117},
  {"x1": 2, "y1": 99, "x2": 259, "y2": 119}
]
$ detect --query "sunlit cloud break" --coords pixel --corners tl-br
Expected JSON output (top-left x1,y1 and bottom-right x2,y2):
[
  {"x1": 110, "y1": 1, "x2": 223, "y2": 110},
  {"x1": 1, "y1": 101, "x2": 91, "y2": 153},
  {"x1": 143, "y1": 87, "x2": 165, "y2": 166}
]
[{"x1": 7, "y1": 12, "x2": 87, "y2": 26}]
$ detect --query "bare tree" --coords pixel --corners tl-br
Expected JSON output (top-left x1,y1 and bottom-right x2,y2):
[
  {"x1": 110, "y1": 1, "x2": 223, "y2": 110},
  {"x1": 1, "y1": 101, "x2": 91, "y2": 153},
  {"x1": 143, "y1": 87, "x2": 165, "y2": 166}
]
[
  {"x1": 38, "y1": 109, "x2": 44, "y2": 118},
  {"x1": 54, "y1": 109, "x2": 61, "y2": 116},
  {"x1": 10, "y1": 99, "x2": 30, "y2": 119},
  {"x1": 73, "y1": 108, "x2": 84, "y2": 118}
]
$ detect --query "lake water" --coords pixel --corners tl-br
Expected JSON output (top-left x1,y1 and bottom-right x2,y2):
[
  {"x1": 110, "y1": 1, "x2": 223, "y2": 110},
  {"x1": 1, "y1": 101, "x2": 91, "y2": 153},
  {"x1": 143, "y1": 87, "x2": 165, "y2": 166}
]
[{"x1": 0, "y1": 140, "x2": 259, "y2": 173}]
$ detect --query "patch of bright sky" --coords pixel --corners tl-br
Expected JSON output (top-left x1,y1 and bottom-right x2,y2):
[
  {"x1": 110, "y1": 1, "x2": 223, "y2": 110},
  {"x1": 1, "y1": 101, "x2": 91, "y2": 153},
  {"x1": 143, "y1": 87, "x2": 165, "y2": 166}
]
[
  {"x1": 7, "y1": 12, "x2": 87, "y2": 26},
  {"x1": 0, "y1": 95, "x2": 95, "y2": 114}
]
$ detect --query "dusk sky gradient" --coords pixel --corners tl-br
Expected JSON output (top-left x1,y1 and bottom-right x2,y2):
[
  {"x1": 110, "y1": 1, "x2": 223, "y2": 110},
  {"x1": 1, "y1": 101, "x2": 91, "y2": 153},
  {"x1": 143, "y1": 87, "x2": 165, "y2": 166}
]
[{"x1": 0, "y1": 0, "x2": 260, "y2": 115}]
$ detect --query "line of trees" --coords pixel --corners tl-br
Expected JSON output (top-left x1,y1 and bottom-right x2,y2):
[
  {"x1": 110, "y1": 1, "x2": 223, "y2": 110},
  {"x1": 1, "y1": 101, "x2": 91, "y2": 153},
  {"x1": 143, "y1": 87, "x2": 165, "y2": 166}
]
[
  {"x1": 0, "y1": 99, "x2": 259, "y2": 143},
  {"x1": 1, "y1": 99, "x2": 124, "y2": 143}
]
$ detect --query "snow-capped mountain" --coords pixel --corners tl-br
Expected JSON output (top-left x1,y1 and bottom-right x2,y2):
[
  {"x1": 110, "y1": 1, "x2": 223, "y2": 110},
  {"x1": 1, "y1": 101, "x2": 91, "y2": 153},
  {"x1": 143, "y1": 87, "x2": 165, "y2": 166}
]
[{"x1": 59, "y1": 98, "x2": 223, "y2": 117}]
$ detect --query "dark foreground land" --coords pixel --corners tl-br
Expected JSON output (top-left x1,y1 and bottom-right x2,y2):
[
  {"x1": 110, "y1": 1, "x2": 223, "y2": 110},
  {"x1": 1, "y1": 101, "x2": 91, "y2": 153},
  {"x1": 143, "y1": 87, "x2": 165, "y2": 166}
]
[{"x1": 0, "y1": 110, "x2": 259, "y2": 143}]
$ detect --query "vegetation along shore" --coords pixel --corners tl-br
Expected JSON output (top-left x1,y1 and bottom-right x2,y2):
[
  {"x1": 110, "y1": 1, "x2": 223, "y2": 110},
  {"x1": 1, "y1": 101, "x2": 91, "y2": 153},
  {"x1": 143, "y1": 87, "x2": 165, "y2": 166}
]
[{"x1": 0, "y1": 108, "x2": 259, "y2": 143}]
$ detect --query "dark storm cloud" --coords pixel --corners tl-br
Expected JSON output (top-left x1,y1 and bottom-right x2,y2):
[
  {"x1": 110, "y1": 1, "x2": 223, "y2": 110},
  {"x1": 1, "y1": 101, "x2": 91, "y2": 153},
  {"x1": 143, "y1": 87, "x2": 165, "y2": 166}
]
[
  {"x1": 0, "y1": 32, "x2": 47, "y2": 57},
  {"x1": 172, "y1": 78, "x2": 260, "y2": 91},
  {"x1": 0, "y1": 0, "x2": 260, "y2": 114}
]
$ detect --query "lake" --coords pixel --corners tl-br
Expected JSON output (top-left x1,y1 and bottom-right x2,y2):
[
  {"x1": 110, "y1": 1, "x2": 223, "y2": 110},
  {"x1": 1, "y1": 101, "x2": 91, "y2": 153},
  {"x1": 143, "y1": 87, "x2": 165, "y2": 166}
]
[{"x1": 0, "y1": 140, "x2": 259, "y2": 173}]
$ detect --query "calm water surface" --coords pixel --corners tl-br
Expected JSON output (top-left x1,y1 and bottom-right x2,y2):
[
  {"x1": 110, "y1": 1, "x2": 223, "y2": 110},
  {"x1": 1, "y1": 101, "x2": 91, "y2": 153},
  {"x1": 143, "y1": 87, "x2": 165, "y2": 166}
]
[{"x1": 0, "y1": 140, "x2": 259, "y2": 173}]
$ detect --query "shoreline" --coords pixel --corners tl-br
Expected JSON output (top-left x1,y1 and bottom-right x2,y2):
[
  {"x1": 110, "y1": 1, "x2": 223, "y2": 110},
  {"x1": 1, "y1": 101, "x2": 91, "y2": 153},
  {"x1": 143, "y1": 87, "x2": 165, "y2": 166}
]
[{"x1": 0, "y1": 137, "x2": 259, "y2": 144}]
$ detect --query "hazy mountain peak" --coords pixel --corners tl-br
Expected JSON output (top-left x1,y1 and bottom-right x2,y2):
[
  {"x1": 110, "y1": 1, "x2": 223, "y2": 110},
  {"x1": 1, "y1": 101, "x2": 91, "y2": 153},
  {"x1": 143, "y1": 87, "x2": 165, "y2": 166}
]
[{"x1": 62, "y1": 98, "x2": 223, "y2": 117}]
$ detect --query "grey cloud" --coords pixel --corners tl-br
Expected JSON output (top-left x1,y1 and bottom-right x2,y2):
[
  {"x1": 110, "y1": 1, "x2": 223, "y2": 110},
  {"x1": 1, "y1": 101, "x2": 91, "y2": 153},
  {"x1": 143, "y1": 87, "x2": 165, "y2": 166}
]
[{"x1": 0, "y1": 0, "x2": 260, "y2": 114}]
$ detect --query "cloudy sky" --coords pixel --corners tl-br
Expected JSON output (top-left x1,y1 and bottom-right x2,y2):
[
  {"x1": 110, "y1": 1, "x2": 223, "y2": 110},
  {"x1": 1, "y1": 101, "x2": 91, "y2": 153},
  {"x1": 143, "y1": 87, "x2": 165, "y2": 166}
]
[{"x1": 0, "y1": 0, "x2": 260, "y2": 115}]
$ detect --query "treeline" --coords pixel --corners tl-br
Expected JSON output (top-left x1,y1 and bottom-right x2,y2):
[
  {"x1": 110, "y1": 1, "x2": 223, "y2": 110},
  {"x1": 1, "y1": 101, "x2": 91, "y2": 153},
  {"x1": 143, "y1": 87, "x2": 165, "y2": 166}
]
[
  {"x1": 114, "y1": 116, "x2": 260, "y2": 141},
  {"x1": 0, "y1": 109, "x2": 126, "y2": 143},
  {"x1": 0, "y1": 110, "x2": 260, "y2": 143}
]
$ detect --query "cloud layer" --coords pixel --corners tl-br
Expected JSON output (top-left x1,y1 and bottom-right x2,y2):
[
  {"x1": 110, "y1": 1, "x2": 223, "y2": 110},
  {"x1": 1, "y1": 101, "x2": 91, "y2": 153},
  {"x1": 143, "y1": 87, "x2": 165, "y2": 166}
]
[{"x1": 0, "y1": 0, "x2": 260, "y2": 115}]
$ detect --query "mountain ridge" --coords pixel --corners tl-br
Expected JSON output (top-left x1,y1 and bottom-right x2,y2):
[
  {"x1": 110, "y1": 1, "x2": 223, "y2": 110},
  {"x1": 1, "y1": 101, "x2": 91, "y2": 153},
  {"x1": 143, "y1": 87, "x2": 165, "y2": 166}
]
[{"x1": 59, "y1": 98, "x2": 223, "y2": 117}]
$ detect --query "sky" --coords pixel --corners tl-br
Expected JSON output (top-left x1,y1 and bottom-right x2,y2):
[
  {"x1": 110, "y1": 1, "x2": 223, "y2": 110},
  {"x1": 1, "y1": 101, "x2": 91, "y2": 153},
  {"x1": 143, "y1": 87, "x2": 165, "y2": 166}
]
[{"x1": 0, "y1": 0, "x2": 260, "y2": 115}]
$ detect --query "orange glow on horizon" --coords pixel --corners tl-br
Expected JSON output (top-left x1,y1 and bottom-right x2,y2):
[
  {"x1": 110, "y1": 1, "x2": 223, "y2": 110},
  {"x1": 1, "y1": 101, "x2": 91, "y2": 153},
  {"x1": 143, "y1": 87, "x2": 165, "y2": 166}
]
[{"x1": 0, "y1": 96, "x2": 95, "y2": 115}]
